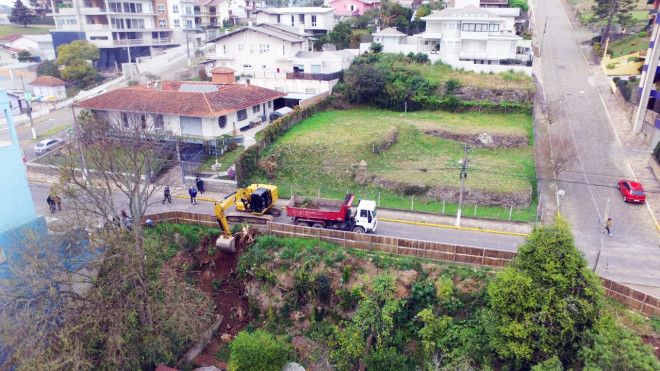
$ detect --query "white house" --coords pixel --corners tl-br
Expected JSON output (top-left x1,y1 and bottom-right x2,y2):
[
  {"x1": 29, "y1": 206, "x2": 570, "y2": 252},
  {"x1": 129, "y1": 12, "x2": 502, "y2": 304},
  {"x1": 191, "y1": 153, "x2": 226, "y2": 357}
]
[
  {"x1": 75, "y1": 79, "x2": 286, "y2": 140},
  {"x1": 252, "y1": 7, "x2": 336, "y2": 35},
  {"x1": 0, "y1": 45, "x2": 24, "y2": 65},
  {"x1": 207, "y1": 23, "x2": 312, "y2": 77},
  {"x1": 29, "y1": 76, "x2": 67, "y2": 101},
  {"x1": 361, "y1": 3, "x2": 532, "y2": 74}
]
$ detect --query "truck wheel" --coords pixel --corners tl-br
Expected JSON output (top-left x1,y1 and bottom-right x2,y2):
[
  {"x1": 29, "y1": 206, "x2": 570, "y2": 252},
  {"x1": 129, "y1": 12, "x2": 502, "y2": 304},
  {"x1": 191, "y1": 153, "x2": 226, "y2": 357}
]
[
  {"x1": 352, "y1": 226, "x2": 365, "y2": 233},
  {"x1": 312, "y1": 223, "x2": 324, "y2": 228},
  {"x1": 296, "y1": 221, "x2": 308, "y2": 227}
]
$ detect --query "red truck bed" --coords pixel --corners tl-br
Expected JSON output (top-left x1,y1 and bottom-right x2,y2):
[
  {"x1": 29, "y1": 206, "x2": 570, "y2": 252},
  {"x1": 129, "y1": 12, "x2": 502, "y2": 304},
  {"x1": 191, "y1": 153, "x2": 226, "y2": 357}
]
[{"x1": 285, "y1": 194, "x2": 354, "y2": 222}]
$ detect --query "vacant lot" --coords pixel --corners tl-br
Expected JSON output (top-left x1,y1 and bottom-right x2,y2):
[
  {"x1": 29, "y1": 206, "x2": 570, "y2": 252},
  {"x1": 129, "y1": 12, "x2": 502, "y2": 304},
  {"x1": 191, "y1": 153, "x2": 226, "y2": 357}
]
[
  {"x1": 608, "y1": 33, "x2": 650, "y2": 58},
  {"x1": 252, "y1": 109, "x2": 536, "y2": 219}
]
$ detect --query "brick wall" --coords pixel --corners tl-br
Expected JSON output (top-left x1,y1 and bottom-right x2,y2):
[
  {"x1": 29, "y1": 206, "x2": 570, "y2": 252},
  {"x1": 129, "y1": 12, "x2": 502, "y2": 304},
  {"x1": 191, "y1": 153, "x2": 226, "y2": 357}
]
[{"x1": 144, "y1": 211, "x2": 660, "y2": 317}]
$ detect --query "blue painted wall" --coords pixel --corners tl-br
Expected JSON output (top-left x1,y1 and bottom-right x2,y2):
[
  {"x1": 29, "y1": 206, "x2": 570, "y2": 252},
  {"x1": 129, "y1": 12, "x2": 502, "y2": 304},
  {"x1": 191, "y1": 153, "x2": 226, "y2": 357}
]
[{"x1": 0, "y1": 90, "x2": 36, "y2": 235}]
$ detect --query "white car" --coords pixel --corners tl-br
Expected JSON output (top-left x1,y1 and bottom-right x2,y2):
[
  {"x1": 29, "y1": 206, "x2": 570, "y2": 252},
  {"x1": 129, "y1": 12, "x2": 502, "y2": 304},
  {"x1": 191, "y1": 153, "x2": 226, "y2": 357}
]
[{"x1": 33, "y1": 138, "x2": 63, "y2": 155}]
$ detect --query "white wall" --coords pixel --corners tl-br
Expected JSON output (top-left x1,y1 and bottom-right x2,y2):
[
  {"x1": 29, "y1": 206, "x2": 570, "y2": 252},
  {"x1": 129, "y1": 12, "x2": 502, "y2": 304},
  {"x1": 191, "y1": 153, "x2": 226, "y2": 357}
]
[
  {"x1": 254, "y1": 10, "x2": 335, "y2": 31},
  {"x1": 251, "y1": 76, "x2": 337, "y2": 94},
  {"x1": 32, "y1": 85, "x2": 66, "y2": 101}
]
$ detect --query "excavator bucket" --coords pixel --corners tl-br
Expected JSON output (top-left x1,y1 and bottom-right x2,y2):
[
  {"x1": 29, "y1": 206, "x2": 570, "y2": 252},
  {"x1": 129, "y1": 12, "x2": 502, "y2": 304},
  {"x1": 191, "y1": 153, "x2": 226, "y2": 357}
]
[{"x1": 216, "y1": 235, "x2": 236, "y2": 253}]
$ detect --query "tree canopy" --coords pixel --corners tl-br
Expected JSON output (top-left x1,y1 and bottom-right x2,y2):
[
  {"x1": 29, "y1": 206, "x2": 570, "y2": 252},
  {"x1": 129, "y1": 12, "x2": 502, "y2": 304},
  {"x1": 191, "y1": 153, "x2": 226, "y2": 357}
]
[
  {"x1": 9, "y1": 0, "x2": 35, "y2": 27},
  {"x1": 592, "y1": 0, "x2": 635, "y2": 43},
  {"x1": 56, "y1": 40, "x2": 100, "y2": 88}
]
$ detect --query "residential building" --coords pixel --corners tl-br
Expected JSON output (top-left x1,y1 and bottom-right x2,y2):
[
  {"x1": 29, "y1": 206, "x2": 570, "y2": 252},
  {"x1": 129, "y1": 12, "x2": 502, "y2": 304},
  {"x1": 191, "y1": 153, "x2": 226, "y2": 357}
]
[
  {"x1": 328, "y1": 0, "x2": 379, "y2": 17},
  {"x1": 0, "y1": 45, "x2": 25, "y2": 65},
  {"x1": 30, "y1": 75, "x2": 68, "y2": 101},
  {"x1": 206, "y1": 23, "x2": 312, "y2": 77},
  {"x1": 0, "y1": 34, "x2": 56, "y2": 61},
  {"x1": 252, "y1": 7, "x2": 336, "y2": 35},
  {"x1": 49, "y1": 0, "x2": 178, "y2": 69},
  {"x1": 479, "y1": 0, "x2": 508, "y2": 8},
  {"x1": 360, "y1": 3, "x2": 532, "y2": 74},
  {"x1": 0, "y1": 91, "x2": 28, "y2": 118},
  {"x1": 75, "y1": 75, "x2": 285, "y2": 140},
  {"x1": 0, "y1": 13, "x2": 10, "y2": 25},
  {"x1": 633, "y1": 0, "x2": 660, "y2": 148}
]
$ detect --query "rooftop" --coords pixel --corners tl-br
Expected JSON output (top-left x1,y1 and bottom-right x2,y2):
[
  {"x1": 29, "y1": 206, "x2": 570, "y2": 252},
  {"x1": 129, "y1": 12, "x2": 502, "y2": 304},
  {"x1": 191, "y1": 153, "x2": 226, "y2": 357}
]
[
  {"x1": 29, "y1": 75, "x2": 66, "y2": 87},
  {"x1": 76, "y1": 82, "x2": 286, "y2": 117},
  {"x1": 208, "y1": 23, "x2": 310, "y2": 43},
  {"x1": 253, "y1": 7, "x2": 334, "y2": 14},
  {"x1": 373, "y1": 27, "x2": 406, "y2": 36}
]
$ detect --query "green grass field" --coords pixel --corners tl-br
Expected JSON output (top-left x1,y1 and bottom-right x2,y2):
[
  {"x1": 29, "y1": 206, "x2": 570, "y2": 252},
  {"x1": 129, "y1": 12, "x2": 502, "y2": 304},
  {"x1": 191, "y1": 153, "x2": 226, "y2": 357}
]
[
  {"x1": 414, "y1": 61, "x2": 535, "y2": 92},
  {"x1": 608, "y1": 33, "x2": 650, "y2": 58},
  {"x1": 0, "y1": 25, "x2": 51, "y2": 36},
  {"x1": 252, "y1": 109, "x2": 537, "y2": 222}
]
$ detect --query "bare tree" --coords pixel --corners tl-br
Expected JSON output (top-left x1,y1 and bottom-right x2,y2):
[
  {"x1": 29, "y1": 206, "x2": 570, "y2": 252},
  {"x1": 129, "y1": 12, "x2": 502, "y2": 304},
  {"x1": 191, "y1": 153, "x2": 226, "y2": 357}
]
[
  {"x1": 539, "y1": 133, "x2": 578, "y2": 177},
  {"x1": 544, "y1": 98, "x2": 562, "y2": 127}
]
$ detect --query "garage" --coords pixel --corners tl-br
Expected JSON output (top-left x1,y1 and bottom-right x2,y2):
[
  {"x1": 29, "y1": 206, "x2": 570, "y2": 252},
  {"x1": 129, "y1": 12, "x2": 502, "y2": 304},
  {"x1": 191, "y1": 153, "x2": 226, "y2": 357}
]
[{"x1": 180, "y1": 116, "x2": 203, "y2": 136}]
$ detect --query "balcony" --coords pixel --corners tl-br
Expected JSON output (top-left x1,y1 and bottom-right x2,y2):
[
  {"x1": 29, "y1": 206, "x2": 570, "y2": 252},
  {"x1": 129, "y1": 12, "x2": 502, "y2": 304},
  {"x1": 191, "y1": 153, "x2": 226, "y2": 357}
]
[
  {"x1": 113, "y1": 37, "x2": 172, "y2": 46},
  {"x1": 286, "y1": 71, "x2": 343, "y2": 81}
]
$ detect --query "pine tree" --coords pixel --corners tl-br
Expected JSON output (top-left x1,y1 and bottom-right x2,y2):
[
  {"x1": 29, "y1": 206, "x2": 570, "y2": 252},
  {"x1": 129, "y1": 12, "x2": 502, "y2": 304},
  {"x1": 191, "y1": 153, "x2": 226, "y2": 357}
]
[
  {"x1": 592, "y1": 0, "x2": 635, "y2": 44},
  {"x1": 9, "y1": 0, "x2": 34, "y2": 27}
]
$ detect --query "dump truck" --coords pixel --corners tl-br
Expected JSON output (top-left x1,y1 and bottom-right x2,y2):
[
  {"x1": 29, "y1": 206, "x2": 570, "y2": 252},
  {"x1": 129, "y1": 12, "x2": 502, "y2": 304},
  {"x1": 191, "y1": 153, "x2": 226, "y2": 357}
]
[{"x1": 285, "y1": 194, "x2": 377, "y2": 233}]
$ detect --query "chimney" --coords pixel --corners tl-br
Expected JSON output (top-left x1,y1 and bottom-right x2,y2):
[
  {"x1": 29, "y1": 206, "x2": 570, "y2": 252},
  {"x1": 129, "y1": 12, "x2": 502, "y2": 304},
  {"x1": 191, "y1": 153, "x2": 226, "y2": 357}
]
[{"x1": 211, "y1": 67, "x2": 236, "y2": 84}]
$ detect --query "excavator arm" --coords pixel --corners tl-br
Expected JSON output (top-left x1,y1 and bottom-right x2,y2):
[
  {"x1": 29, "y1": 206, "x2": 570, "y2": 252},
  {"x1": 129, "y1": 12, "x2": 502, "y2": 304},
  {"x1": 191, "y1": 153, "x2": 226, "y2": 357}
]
[{"x1": 214, "y1": 192, "x2": 237, "y2": 237}]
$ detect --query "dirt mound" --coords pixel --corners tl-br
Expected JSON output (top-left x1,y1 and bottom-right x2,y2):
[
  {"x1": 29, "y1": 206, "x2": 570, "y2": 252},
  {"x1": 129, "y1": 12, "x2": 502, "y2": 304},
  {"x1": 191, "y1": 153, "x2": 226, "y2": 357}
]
[
  {"x1": 369, "y1": 128, "x2": 398, "y2": 154},
  {"x1": 455, "y1": 86, "x2": 533, "y2": 104},
  {"x1": 423, "y1": 129, "x2": 528, "y2": 148}
]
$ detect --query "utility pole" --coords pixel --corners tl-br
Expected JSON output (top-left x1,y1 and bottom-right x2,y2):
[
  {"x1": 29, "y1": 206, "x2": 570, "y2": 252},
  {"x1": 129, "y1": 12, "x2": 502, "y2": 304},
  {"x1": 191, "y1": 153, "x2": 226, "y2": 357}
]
[
  {"x1": 20, "y1": 76, "x2": 36, "y2": 138},
  {"x1": 455, "y1": 143, "x2": 469, "y2": 226},
  {"x1": 593, "y1": 198, "x2": 611, "y2": 273},
  {"x1": 175, "y1": 139, "x2": 185, "y2": 185},
  {"x1": 70, "y1": 104, "x2": 89, "y2": 181}
]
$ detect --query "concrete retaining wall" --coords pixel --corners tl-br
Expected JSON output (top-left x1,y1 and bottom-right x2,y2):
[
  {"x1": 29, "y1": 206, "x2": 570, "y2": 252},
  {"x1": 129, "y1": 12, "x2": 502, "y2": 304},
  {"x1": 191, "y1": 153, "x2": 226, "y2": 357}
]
[{"x1": 144, "y1": 211, "x2": 660, "y2": 317}]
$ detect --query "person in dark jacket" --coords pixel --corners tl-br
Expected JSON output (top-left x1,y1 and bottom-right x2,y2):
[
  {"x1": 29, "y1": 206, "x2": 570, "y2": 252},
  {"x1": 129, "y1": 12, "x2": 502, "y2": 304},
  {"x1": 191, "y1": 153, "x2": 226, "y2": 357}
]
[
  {"x1": 189, "y1": 186, "x2": 198, "y2": 205},
  {"x1": 162, "y1": 185, "x2": 172, "y2": 204},
  {"x1": 46, "y1": 195, "x2": 56, "y2": 213},
  {"x1": 195, "y1": 177, "x2": 205, "y2": 194}
]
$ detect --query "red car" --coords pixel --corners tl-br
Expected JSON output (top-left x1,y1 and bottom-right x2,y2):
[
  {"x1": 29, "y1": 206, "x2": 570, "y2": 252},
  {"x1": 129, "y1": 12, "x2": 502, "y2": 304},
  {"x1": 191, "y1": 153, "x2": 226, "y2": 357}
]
[{"x1": 618, "y1": 180, "x2": 646, "y2": 204}]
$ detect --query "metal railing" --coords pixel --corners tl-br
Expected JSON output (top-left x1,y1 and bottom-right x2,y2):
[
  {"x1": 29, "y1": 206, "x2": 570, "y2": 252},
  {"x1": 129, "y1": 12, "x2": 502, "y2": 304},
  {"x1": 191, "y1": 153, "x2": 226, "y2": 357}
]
[{"x1": 286, "y1": 71, "x2": 343, "y2": 81}]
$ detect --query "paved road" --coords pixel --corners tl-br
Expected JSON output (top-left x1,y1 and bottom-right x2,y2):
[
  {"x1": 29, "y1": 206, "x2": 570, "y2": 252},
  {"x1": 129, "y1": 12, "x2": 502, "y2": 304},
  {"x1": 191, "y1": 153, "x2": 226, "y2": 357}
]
[
  {"x1": 534, "y1": 0, "x2": 660, "y2": 295},
  {"x1": 15, "y1": 108, "x2": 72, "y2": 162},
  {"x1": 29, "y1": 183, "x2": 524, "y2": 252}
]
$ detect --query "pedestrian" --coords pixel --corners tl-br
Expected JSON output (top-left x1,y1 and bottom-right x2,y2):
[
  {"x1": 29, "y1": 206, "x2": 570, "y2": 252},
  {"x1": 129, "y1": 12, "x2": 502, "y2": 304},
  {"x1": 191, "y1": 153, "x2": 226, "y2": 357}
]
[
  {"x1": 54, "y1": 195, "x2": 62, "y2": 211},
  {"x1": 189, "y1": 186, "x2": 198, "y2": 205},
  {"x1": 196, "y1": 177, "x2": 205, "y2": 194},
  {"x1": 46, "y1": 195, "x2": 56, "y2": 214},
  {"x1": 605, "y1": 217, "x2": 613, "y2": 236},
  {"x1": 121, "y1": 209, "x2": 133, "y2": 231},
  {"x1": 162, "y1": 185, "x2": 172, "y2": 204}
]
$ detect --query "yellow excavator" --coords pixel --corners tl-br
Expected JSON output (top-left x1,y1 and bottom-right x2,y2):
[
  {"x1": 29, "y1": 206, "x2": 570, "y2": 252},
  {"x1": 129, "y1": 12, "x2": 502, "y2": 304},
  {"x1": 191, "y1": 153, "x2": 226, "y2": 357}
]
[{"x1": 214, "y1": 184, "x2": 280, "y2": 251}]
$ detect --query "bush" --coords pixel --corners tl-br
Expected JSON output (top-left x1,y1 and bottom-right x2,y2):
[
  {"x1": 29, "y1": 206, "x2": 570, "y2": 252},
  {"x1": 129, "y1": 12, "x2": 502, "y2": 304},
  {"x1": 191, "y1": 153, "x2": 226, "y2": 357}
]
[
  {"x1": 227, "y1": 330, "x2": 293, "y2": 371},
  {"x1": 370, "y1": 42, "x2": 383, "y2": 53},
  {"x1": 314, "y1": 274, "x2": 332, "y2": 304},
  {"x1": 445, "y1": 78, "x2": 461, "y2": 94},
  {"x1": 365, "y1": 346, "x2": 412, "y2": 369}
]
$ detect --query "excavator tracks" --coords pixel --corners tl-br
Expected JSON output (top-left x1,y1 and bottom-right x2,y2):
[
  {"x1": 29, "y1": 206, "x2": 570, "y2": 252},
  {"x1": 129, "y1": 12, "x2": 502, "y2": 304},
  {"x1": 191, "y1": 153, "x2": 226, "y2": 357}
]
[{"x1": 226, "y1": 212, "x2": 273, "y2": 225}]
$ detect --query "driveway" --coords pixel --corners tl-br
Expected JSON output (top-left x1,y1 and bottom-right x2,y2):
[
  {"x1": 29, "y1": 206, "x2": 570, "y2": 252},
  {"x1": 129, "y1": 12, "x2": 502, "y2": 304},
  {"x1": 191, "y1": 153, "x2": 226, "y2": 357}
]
[{"x1": 533, "y1": 0, "x2": 660, "y2": 296}]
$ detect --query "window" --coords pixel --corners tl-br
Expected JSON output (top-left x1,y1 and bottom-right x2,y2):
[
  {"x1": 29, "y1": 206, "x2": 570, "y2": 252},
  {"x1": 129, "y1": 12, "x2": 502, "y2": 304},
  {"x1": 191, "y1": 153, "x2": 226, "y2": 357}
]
[
  {"x1": 157, "y1": 4, "x2": 165, "y2": 13},
  {"x1": 237, "y1": 109, "x2": 247, "y2": 121},
  {"x1": 311, "y1": 15, "x2": 317, "y2": 26},
  {"x1": 489, "y1": 23, "x2": 499, "y2": 32},
  {"x1": 159, "y1": 19, "x2": 166, "y2": 27},
  {"x1": 311, "y1": 64, "x2": 321, "y2": 73},
  {"x1": 111, "y1": 18, "x2": 124, "y2": 28},
  {"x1": 252, "y1": 105, "x2": 260, "y2": 113},
  {"x1": 290, "y1": 15, "x2": 295, "y2": 26},
  {"x1": 222, "y1": 44, "x2": 226, "y2": 54},
  {"x1": 360, "y1": 209, "x2": 368, "y2": 217},
  {"x1": 186, "y1": 19, "x2": 193, "y2": 29},
  {"x1": 174, "y1": 19, "x2": 180, "y2": 27},
  {"x1": 122, "y1": 113, "x2": 129, "y2": 127},
  {"x1": 218, "y1": 115, "x2": 227, "y2": 128},
  {"x1": 349, "y1": 4, "x2": 355, "y2": 10},
  {"x1": 268, "y1": 101, "x2": 272, "y2": 108},
  {"x1": 173, "y1": 4, "x2": 179, "y2": 13},
  {"x1": 299, "y1": 14, "x2": 304, "y2": 23},
  {"x1": 238, "y1": 44, "x2": 244, "y2": 51},
  {"x1": 90, "y1": 36, "x2": 109, "y2": 40},
  {"x1": 109, "y1": 2, "x2": 121, "y2": 11},
  {"x1": 259, "y1": 43, "x2": 269, "y2": 53}
]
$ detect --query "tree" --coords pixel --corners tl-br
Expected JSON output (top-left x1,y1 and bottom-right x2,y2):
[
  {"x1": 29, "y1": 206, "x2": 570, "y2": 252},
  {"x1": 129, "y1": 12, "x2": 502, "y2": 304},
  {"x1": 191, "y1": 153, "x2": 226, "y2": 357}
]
[
  {"x1": 370, "y1": 42, "x2": 383, "y2": 53},
  {"x1": 592, "y1": 0, "x2": 635, "y2": 44},
  {"x1": 17, "y1": 50, "x2": 31, "y2": 62},
  {"x1": 344, "y1": 63, "x2": 387, "y2": 105},
  {"x1": 508, "y1": 0, "x2": 529, "y2": 11},
  {"x1": 9, "y1": 0, "x2": 34, "y2": 27},
  {"x1": 36, "y1": 60, "x2": 61, "y2": 78},
  {"x1": 486, "y1": 217, "x2": 604, "y2": 369},
  {"x1": 228, "y1": 330, "x2": 293, "y2": 371},
  {"x1": 56, "y1": 40, "x2": 100, "y2": 88},
  {"x1": 327, "y1": 21, "x2": 352, "y2": 50}
]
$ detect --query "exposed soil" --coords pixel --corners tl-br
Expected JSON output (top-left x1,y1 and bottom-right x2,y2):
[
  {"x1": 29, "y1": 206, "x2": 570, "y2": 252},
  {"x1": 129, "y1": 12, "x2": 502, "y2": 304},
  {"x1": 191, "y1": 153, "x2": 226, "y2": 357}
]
[
  {"x1": 642, "y1": 336, "x2": 660, "y2": 360},
  {"x1": 423, "y1": 129, "x2": 529, "y2": 148},
  {"x1": 454, "y1": 86, "x2": 534, "y2": 104},
  {"x1": 166, "y1": 231, "x2": 257, "y2": 368}
]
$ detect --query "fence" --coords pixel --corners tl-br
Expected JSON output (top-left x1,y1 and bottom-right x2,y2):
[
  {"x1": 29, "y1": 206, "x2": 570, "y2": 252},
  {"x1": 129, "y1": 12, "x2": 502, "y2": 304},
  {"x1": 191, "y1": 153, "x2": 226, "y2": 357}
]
[{"x1": 144, "y1": 211, "x2": 660, "y2": 317}]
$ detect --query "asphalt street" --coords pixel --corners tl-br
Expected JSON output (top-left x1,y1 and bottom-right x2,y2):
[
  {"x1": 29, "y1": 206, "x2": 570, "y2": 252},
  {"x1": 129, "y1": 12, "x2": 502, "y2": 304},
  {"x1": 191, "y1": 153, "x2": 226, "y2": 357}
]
[
  {"x1": 29, "y1": 183, "x2": 523, "y2": 252},
  {"x1": 15, "y1": 107, "x2": 73, "y2": 162},
  {"x1": 534, "y1": 0, "x2": 660, "y2": 295}
]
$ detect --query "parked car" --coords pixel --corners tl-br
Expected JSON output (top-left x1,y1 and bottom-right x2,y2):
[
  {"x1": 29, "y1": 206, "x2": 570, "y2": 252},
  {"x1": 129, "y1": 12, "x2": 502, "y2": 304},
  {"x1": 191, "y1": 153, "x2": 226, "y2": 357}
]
[
  {"x1": 33, "y1": 138, "x2": 63, "y2": 155},
  {"x1": 617, "y1": 180, "x2": 646, "y2": 204}
]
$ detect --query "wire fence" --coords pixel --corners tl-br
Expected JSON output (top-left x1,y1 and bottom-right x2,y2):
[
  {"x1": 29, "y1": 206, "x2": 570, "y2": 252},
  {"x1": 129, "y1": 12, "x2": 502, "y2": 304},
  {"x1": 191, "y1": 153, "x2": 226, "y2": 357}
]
[{"x1": 276, "y1": 183, "x2": 539, "y2": 223}]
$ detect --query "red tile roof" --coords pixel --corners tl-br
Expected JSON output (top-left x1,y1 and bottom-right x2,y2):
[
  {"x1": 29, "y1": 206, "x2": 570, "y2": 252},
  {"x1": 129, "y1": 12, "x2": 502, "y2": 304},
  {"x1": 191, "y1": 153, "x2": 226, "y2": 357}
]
[
  {"x1": 0, "y1": 33, "x2": 23, "y2": 42},
  {"x1": 76, "y1": 82, "x2": 285, "y2": 117},
  {"x1": 211, "y1": 66, "x2": 235, "y2": 74},
  {"x1": 30, "y1": 75, "x2": 67, "y2": 87}
]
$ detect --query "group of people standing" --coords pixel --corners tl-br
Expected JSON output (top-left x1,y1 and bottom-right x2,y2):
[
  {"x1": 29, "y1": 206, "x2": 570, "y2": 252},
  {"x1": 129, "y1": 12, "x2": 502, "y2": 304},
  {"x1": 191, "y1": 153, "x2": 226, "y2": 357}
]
[
  {"x1": 46, "y1": 194, "x2": 62, "y2": 214},
  {"x1": 162, "y1": 177, "x2": 206, "y2": 205}
]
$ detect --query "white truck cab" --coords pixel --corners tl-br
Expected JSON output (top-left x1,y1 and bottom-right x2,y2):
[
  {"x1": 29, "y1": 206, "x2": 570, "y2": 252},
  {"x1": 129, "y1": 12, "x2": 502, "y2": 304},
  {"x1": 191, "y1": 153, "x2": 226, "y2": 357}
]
[{"x1": 354, "y1": 199, "x2": 377, "y2": 233}]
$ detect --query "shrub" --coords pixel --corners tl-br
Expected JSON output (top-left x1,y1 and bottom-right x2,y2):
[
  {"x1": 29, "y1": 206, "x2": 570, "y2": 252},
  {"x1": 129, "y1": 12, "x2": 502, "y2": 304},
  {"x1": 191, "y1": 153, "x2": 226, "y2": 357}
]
[
  {"x1": 314, "y1": 274, "x2": 332, "y2": 304},
  {"x1": 337, "y1": 286, "x2": 363, "y2": 310},
  {"x1": 228, "y1": 329, "x2": 293, "y2": 371},
  {"x1": 445, "y1": 78, "x2": 461, "y2": 94},
  {"x1": 127, "y1": 80, "x2": 139, "y2": 86},
  {"x1": 606, "y1": 62, "x2": 617, "y2": 69},
  {"x1": 593, "y1": 42, "x2": 603, "y2": 57},
  {"x1": 365, "y1": 346, "x2": 412, "y2": 369},
  {"x1": 370, "y1": 42, "x2": 383, "y2": 53},
  {"x1": 211, "y1": 279, "x2": 222, "y2": 291}
]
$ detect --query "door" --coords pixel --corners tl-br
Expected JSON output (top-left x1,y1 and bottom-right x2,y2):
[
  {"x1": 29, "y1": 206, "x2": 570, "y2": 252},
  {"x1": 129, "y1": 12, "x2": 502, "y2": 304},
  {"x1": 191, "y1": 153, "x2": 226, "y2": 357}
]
[{"x1": 180, "y1": 116, "x2": 203, "y2": 136}]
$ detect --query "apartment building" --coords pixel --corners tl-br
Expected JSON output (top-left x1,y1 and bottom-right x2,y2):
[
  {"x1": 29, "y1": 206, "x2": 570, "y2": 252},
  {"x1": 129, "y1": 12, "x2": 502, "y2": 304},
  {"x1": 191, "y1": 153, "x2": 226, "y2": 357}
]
[
  {"x1": 49, "y1": 0, "x2": 178, "y2": 69},
  {"x1": 252, "y1": 7, "x2": 335, "y2": 35},
  {"x1": 633, "y1": 0, "x2": 660, "y2": 147}
]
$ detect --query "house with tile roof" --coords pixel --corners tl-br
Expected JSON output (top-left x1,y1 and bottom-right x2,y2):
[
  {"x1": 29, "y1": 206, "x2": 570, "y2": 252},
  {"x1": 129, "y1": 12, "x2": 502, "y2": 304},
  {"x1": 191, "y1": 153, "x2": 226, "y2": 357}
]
[
  {"x1": 252, "y1": 7, "x2": 336, "y2": 35},
  {"x1": 328, "y1": 0, "x2": 379, "y2": 17},
  {"x1": 30, "y1": 76, "x2": 67, "y2": 101},
  {"x1": 75, "y1": 75, "x2": 285, "y2": 140}
]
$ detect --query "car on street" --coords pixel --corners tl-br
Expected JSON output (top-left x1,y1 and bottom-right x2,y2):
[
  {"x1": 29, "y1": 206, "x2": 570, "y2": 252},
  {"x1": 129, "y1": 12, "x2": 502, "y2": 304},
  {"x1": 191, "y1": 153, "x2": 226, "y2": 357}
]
[
  {"x1": 617, "y1": 180, "x2": 646, "y2": 204},
  {"x1": 33, "y1": 138, "x2": 63, "y2": 155}
]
